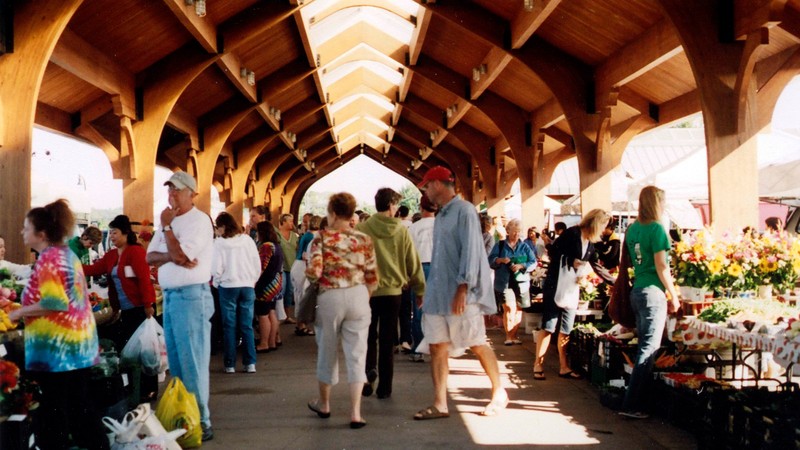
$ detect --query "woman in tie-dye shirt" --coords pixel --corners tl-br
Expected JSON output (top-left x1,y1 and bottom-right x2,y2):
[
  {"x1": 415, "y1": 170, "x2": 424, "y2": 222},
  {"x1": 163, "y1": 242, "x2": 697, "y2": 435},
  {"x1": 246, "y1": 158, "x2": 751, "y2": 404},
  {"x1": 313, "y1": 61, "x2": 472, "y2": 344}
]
[{"x1": 8, "y1": 199, "x2": 107, "y2": 450}]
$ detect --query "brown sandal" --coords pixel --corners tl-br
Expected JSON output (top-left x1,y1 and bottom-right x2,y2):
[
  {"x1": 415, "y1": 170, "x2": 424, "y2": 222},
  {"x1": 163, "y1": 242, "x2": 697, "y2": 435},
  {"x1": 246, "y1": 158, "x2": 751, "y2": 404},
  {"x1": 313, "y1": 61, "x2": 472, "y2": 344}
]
[
  {"x1": 413, "y1": 406, "x2": 450, "y2": 420},
  {"x1": 533, "y1": 371, "x2": 546, "y2": 381}
]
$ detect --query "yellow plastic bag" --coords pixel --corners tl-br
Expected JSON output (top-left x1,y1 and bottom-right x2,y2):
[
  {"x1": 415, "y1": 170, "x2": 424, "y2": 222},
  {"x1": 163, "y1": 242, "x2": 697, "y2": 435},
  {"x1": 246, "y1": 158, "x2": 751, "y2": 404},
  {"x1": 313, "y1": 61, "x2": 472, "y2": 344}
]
[{"x1": 155, "y1": 377, "x2": 202, "y2": 448}]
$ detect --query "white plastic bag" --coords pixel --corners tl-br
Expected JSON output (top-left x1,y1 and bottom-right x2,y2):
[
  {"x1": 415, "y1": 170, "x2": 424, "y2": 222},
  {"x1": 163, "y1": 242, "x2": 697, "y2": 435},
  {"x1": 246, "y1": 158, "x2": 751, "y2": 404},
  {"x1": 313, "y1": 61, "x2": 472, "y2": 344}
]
[
  {"x1": 122, "y1": 318, "x2": 167, "y2": 375},
  {"x1": 553, "y1": 256, "x2": 580, "y2": 309},
  {"x1": 104, "y1": 405, "x2": 184, "y2": 450},
  {"x1": 109, "y1": 429, "x2": 186, "y2": 450}
]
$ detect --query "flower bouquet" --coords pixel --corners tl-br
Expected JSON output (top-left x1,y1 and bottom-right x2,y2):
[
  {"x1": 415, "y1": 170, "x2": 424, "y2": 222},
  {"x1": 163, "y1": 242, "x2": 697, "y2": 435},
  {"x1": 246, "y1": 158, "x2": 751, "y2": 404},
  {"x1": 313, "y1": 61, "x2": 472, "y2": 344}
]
[
  {"x1": 752, "y1": 233, "x2": 800, "y2": 295},
  {"x1": 672, "y1": 229, "x2": 714, "y2": 300},
  {"x1": 578, "y1": 271, "x2": 602, "y2": 309},
  {"x1": 0, "y1": 360, "x2": 39, "y2": 416}
]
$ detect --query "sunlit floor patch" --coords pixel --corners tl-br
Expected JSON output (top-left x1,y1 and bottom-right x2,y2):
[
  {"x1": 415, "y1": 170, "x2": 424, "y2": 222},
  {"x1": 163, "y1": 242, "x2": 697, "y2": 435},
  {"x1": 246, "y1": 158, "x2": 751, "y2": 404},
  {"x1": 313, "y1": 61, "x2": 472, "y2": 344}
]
[{"x1": 446, "y1": 355, "x2": 601, "y2": 446}]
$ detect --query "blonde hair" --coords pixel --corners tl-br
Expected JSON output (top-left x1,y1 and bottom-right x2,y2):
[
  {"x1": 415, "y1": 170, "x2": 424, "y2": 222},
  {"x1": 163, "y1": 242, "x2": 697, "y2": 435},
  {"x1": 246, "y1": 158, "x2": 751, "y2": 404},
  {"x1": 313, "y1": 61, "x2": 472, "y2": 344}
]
[
  {"x1": 638, "y1": 186, "x2": 665, "y2": 224},
  {"x1": 579, "y1": 209, "x2": 611, "y2": 243}
]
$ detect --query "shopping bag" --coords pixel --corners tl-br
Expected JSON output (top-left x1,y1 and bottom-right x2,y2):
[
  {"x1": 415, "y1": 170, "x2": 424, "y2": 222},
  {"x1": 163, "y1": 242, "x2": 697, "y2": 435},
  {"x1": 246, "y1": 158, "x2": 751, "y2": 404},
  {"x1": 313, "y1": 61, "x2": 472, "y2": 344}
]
[
  {"x1": 296, "y1": 283, "x2": 319, "y2": 324},
  {"x1": 608, "y1": 238, "x2": 636, "y2": 328},
  {"x1": 155, "y1": 377, "x2": 202, "y2": 448},
  {"x1": 109, "y1": 429, "x2": 186, "y2": 450},
  {"x1": 553, "y1": 256, "x2": 580, "y2": 309},
  {"x1": 122, "y1": 318, "x2": 167, "y2": 376}
]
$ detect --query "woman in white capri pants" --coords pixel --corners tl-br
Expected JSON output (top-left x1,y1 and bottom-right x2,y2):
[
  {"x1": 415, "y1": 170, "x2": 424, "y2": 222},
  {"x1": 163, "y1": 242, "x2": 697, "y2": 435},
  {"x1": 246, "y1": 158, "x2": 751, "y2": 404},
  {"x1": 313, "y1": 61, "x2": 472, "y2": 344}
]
[{"x1": 305, "y1": 192, "x2": 378, "y2": 429}]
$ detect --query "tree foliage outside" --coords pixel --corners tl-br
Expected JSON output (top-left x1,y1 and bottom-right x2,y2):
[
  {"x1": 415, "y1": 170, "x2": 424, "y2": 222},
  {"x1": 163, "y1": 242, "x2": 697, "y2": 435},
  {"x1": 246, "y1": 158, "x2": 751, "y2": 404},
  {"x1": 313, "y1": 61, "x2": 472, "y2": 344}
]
[{"x1": 300, "y1": 183, "x2": 422, "y2": 218}]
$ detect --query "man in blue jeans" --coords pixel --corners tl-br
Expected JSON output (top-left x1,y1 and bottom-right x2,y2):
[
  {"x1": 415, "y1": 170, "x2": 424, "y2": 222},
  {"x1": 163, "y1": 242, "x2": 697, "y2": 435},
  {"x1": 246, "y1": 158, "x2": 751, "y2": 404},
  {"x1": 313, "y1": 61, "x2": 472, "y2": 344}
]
[
  {"x1": 408, "y1": 194, "x2": 437, "y2": 361},
  {"x1": 147, "y1": 171, "x2": 215, "y2": 441}
]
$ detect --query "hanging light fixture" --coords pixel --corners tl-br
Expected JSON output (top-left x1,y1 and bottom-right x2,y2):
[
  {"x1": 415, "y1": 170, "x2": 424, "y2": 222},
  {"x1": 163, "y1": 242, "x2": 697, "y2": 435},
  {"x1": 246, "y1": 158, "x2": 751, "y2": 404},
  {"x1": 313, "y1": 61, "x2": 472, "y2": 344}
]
[
  {"x1": 246, "y1": 70, "x2": 255, "y2": 86},
  {"x1": 195, "y1": 0, "x2": 207, "y2": 17},
  {"x1": 524, "y1": 0, "x2": 535, "y2": 12}
]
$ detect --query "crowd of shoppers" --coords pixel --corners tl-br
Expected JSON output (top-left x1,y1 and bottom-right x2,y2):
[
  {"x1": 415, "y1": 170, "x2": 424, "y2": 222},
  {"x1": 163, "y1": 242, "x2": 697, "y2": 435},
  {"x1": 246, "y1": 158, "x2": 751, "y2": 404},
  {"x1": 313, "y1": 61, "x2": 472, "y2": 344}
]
[{"x1": 1, "y1": 158, "x2": 701, "y2": 446}]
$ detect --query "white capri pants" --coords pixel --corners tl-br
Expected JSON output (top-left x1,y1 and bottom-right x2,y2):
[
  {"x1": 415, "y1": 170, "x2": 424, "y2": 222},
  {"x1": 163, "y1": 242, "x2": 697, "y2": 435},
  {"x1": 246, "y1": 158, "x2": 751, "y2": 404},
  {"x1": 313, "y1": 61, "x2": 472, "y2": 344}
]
[{"x1": 314, "y1": 284, "x2": 371, "y2": 385}]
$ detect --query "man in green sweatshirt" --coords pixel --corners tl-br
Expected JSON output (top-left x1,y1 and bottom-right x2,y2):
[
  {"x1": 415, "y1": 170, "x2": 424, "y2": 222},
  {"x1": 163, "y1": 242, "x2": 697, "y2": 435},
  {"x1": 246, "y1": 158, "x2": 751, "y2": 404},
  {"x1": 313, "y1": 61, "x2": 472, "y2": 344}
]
[{"x1": 356, "y1": 188, "x2": 425, "y2": 399}]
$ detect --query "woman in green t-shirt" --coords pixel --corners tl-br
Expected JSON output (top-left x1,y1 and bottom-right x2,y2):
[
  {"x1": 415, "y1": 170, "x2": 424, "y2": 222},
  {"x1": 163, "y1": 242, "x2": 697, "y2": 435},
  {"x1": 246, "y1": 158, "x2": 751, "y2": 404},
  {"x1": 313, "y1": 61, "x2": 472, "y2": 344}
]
[{"x1": 619, "y1": 186, "x2": 680, "y2": 419}]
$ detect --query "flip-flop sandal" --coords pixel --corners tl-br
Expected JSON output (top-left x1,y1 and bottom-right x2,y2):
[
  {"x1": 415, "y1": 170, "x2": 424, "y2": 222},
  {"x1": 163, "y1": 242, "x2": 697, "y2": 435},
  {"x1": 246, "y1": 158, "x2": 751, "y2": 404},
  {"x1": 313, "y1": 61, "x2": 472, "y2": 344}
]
[
  {"x1": 533, "y1": 371, "x2": 546, "y2": 381},
  {"x1": 413, "y1": 406, "x2": 450, "y2": 420},
  {"x1": 558, "y1": 371, "x2": 583, "y2": 379},
  {"x1": 307, "y1": 401, "x2": 330, "y2": 418}
]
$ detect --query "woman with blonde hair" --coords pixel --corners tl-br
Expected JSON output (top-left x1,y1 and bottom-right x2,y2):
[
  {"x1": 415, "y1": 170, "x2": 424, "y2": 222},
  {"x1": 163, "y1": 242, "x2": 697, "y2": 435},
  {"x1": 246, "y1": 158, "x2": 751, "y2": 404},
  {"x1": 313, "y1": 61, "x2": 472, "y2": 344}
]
[
  {"x1": 306, "y1": 192, "x2": 378, "y2": 429},
  {"x1": 533, "y1": 208, "x2": 611, "y2": 380},
  {"x1": 619, "y1": 186, "x2": 679, "y2": 419}
]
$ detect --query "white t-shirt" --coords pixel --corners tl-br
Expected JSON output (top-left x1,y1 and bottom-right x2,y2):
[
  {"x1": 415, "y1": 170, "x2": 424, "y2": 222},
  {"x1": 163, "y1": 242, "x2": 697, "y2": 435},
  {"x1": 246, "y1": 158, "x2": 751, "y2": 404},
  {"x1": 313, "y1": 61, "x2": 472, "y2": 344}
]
[
  {"x1": 408, "y1": 217, "x2": 435, "y2": 263},
  {"x1": 147, "y1": 207, "x2": 214, "y2": 289}
]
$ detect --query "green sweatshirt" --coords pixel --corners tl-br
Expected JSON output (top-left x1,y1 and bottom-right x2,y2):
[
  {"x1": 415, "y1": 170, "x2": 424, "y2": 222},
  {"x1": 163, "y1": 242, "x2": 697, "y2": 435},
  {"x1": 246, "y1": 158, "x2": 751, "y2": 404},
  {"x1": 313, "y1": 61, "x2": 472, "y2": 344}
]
[{"x1": 357, "y1": 213, "x2": 425, "y2": 298}]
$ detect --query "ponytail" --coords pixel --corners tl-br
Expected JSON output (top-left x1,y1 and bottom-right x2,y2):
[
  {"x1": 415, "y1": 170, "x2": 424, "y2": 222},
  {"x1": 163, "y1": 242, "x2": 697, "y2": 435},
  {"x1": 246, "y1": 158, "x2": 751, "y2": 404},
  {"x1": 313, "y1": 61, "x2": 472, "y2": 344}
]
[{"x1": 27, "y1": 199, "x2": 74, "y2": 244}]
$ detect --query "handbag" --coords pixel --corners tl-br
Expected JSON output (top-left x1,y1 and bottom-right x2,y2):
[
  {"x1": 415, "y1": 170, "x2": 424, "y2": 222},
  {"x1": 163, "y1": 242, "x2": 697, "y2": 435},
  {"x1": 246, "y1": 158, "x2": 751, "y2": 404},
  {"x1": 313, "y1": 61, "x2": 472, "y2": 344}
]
[
  {"x1": 296, "y1": 283, "x2": 319, "y2": 324},
  {"x1": 553, "y1": 256, "x2": 580, "y2": 309},
  {"x1": 296, "y1": 234, "x2": 323, "y2": 324},
  {"x1": 608, "y1": 238, "x2": 636, "y2": 328}
]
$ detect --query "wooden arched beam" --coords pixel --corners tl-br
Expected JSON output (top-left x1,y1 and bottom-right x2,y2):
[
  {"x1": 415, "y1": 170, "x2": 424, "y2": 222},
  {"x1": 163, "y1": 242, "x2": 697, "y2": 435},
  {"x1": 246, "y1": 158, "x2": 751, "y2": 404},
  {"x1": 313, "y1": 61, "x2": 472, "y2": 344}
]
[
  {"x1": 0, "y1": 0, "x2": 84, "y2": 261},
  {"x1": 195, "y1": 97, "x2": 259, "y2": 212}
]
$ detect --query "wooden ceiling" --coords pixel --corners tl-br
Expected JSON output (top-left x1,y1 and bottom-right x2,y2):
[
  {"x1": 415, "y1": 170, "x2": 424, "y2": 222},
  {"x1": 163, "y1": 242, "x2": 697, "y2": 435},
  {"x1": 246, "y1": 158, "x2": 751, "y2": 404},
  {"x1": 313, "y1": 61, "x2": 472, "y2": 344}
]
[{"x1": 30, "y1": 0, "x2": 800, "y2": 206}]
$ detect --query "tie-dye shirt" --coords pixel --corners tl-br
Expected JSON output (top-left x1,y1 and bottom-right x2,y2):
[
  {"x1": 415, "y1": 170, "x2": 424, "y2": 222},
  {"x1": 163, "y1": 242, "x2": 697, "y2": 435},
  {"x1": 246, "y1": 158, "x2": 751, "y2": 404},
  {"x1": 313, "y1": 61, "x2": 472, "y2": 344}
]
[{"x1": 21, "y1": 245, "x2": 99, "y2": 372}]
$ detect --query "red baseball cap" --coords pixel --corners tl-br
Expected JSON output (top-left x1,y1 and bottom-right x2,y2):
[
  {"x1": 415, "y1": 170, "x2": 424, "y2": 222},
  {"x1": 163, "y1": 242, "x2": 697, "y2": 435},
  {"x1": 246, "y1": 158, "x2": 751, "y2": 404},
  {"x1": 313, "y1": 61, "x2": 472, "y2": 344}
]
[{"x1": 418, "y1": 166, "x2": 454, "y2": 188}]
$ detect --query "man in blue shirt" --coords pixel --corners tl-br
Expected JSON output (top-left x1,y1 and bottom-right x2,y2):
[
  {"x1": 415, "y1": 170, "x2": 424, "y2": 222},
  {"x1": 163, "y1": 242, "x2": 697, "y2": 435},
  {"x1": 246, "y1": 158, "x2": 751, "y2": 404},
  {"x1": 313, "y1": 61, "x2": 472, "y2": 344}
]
[{"x1": 412, "y1": 166, "x2": 508, "y2": 421}]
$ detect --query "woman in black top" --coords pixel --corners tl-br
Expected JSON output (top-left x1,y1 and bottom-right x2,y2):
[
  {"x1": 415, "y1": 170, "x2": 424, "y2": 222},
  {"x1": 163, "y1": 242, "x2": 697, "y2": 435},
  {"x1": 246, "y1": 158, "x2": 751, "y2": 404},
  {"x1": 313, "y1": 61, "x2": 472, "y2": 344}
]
[{"x1": 533, "y1": 209, "x2": 610, "y2": 380}]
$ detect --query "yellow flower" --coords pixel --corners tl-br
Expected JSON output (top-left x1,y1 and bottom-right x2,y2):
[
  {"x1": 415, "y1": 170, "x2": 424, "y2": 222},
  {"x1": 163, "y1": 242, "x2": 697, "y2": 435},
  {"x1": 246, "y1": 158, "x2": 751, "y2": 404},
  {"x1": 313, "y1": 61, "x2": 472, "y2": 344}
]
[
  {"x1": 728, "y1": 263, "x2": 743, "y2": 278},
  {"x1": 675, "y1": 241, "x2": 690, "y2": 254},
  {"x1": 793, "y1": 259, "x2": 800, "y2": 275},
  {"x1": 708, "y1": 259, "x2": 723, "y2": 275}
]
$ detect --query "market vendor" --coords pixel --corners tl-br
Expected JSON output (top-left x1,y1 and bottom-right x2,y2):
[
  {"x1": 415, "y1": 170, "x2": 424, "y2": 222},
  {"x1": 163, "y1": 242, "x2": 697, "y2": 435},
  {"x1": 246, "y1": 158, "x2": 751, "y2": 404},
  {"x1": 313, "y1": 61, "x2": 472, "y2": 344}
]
[
  {"x1": 8, "y1": 199, "x2": 108, "y2": 450},
  {"x1": 68, "y1": 225, "x2": 103, "y2": 265},
  {"x1": 0, "y1": 234, "x2": 33, "y2": 280},
  {"x1": 83, "y1": 214, "x2": 158, "y2": 402}
]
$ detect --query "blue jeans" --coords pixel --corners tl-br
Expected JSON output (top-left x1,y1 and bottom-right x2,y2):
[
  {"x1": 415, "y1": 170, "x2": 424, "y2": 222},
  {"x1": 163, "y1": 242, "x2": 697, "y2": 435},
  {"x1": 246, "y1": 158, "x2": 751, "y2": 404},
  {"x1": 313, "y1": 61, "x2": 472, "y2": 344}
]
[
  {"x1": 282, "y1": 271, "x2": 294, "y2": 307},
  {"x1": 623, "y1": 286, "x2": 667, "y2": 413},
  {"x1": 218, "y1": 286, "x2": 256, "y2": 368},
  {"x1": 410, "y1": 263, "x2": 430, "y2": 353},
  {"x1": 163, "y1": 283, "x2": 214, "y2": 428}
]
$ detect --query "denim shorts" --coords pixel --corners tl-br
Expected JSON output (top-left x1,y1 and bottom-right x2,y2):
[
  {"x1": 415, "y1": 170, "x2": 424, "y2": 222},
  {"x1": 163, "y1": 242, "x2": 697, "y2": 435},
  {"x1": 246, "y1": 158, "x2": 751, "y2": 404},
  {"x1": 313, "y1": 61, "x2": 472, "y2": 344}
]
[{"x1": 541, "y1": 286, "x2": 577, "y2": 335}]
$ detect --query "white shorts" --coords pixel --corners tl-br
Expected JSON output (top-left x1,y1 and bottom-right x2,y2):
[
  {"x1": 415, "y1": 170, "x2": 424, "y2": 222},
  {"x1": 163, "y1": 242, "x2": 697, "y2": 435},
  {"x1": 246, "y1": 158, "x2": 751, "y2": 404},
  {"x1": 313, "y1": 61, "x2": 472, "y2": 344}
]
[{"x1": 419, "y1": 304, "x2": 487, "y2": 357}]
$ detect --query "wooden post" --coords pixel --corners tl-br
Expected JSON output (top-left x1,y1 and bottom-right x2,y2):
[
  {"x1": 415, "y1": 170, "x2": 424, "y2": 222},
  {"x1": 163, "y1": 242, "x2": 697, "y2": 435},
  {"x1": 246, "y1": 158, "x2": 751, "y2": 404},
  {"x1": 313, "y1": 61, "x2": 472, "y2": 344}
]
[
  {"x1": 0, "y1": 0, "x2": 83, "y2": 261},
  {"x1": 659, "y1": 0, "x2": 773, "y2": 233}
]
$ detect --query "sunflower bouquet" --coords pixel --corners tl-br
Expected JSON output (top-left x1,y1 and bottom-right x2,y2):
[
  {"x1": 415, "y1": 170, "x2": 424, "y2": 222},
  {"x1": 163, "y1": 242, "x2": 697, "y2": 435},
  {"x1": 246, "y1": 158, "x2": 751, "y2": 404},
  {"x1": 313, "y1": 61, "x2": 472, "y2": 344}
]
[
  {"x1": 671, "y1": 228, "x2": 714, "y2": 289},
  {"x1": 706, "y1": 230, "x2": 761, "y2": 292},
  {"x1": 752, "y1": 233, "x2": 800, "y2": 293}
]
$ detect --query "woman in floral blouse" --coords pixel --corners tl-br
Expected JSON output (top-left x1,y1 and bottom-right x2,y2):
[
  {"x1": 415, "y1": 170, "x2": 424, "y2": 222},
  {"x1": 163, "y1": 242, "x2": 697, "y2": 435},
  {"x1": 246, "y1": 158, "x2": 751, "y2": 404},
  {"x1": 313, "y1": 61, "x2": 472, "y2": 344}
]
[
  {"x1": 9, "y1": 199, "x2": 108, "y2": 450},
  {"x1": 305, "y1": 192, "x2": 378, "y2": 429}
]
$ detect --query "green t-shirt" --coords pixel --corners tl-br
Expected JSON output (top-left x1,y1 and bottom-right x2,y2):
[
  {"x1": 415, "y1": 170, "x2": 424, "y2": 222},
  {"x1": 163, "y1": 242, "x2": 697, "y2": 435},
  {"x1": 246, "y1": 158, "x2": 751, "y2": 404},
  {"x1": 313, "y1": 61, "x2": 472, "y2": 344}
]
[
  {"x1": 277, "y1": 229, "x2": 298, "y2": 272},
  {"x1": 626, "y1": 221, "x2": 671, "y2": 290}
]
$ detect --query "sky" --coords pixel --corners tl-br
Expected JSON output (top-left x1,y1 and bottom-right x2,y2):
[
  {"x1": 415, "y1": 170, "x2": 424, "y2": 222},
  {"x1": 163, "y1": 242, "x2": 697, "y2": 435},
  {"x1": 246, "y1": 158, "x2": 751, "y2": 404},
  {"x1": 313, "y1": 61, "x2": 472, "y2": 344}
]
[{"x1": 29, "y1": 76, "x2": 800, "y2": 218}]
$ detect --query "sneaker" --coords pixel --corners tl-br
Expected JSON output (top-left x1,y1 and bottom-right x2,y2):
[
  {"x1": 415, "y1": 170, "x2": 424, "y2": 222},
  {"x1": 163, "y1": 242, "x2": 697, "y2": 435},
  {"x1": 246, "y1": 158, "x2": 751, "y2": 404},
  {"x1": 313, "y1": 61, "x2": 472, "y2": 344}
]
[
  {"x1": 244, "y1": 364, "x2": 256, "y2": 373},
  {"x1": 408, "y1": 353, "x2": 424, "y2": 363},
  {"x1": 618, "y1": 411, "x2": 649, "y2": 419},
  {"x1": 201, "y1": 425, "x2": 214, "y2": 441},
  {"x1": 224, "y1": 367, "x2": 235, "y2": 374}
]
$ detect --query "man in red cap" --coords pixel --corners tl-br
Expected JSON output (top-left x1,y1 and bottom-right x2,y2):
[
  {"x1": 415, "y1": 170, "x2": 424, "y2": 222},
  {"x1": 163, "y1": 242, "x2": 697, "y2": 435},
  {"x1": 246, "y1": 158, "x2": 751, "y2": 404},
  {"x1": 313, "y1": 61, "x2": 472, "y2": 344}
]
[{"x1": 412, "y1": 166, "x2": 508, "y2": 420}]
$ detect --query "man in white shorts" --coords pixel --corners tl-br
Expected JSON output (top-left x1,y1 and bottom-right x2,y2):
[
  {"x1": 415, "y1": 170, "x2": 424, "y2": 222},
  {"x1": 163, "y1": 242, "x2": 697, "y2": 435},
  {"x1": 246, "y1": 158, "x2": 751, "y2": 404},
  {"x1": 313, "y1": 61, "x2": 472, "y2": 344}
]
[{"x1": 413, "y1": 166, "x2": 508, "y2": 420}]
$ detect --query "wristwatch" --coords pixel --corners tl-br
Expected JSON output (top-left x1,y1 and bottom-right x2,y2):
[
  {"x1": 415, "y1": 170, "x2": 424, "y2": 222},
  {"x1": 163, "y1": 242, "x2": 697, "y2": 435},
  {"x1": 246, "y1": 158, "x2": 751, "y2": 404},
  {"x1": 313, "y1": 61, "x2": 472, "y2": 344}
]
[{"x1": 163, "y1": 225, "x2": 173, "y2": 232}]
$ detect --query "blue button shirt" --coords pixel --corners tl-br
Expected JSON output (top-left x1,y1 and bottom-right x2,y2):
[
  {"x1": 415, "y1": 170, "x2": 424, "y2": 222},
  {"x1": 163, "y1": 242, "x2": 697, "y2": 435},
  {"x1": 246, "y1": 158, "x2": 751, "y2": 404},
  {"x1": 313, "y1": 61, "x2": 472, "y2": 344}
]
[{"x1": 423, "y1": 196, "x2": 495, "y2": 315}]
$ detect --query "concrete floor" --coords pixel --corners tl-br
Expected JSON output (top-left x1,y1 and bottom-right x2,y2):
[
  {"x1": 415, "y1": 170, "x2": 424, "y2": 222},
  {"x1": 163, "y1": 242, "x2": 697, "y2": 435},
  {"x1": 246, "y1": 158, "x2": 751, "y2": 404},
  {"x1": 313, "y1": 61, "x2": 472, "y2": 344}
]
[{"x1": 195, "y1": 324, "x2": 698, "y2": 449}]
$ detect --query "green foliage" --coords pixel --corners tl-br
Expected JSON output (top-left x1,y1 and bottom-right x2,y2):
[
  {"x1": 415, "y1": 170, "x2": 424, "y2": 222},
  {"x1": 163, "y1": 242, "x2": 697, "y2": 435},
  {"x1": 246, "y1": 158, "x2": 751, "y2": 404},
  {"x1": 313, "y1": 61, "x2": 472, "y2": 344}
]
[{"x1": 397, "y1": 183, "x2": 421, "y2": 213}]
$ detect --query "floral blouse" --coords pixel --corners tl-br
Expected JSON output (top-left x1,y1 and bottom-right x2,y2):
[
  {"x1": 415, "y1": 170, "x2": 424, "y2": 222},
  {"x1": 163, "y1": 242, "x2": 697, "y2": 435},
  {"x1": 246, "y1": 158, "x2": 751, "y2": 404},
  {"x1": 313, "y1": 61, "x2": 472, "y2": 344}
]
[{"x1": 305, "y1": 229, "x2": 378, "y2": 293}]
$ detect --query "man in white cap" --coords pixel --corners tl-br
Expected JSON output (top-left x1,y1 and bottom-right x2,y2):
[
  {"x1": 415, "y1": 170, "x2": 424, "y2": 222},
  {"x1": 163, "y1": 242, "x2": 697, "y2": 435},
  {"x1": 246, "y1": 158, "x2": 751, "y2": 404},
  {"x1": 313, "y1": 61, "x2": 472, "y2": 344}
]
[
  {"x1": 146, "y1": 171, "x2": 215, "y2": 441},
  {"x1": 412, "y1": 166, "x2": 508, "y2": 421}
]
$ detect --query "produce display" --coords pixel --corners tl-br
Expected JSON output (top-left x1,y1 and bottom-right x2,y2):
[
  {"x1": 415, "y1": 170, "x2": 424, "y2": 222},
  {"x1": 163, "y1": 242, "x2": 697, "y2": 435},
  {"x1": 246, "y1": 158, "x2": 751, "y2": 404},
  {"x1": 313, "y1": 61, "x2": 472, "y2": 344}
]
[{"x1": 696, "y1": 298, "x2": 799, "y2": 325}]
